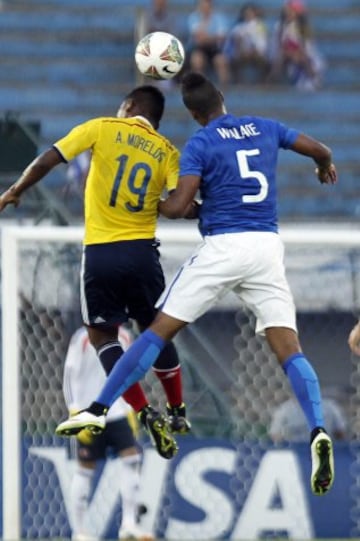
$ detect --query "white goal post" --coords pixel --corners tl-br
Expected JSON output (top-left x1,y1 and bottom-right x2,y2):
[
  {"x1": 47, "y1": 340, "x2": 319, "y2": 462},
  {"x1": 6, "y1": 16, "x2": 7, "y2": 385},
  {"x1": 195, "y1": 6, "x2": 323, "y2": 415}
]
[{"x1": 2, "y1": 223, "x2": 360, "y2": 540}]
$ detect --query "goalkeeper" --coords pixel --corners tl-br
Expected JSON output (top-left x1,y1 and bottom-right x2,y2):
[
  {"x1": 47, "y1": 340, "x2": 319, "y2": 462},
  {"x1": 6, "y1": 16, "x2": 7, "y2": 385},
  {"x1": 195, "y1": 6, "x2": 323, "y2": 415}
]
[{"x1": 64, "y1": 324, "x2": 153, "y2": 541}]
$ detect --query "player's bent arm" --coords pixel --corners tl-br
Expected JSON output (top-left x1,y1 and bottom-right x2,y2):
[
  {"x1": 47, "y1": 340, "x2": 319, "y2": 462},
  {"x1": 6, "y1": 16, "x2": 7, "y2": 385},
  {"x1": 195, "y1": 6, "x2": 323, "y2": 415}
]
[
  {"x1": 290, "y1": 133, "x2": 337, "y2": 185},
  {"x1": 0, "y1": 147, "x2": 64, "y2": 211},
  {"x1": 158, "y1": 174, "x2": 200, "y2": 219}
]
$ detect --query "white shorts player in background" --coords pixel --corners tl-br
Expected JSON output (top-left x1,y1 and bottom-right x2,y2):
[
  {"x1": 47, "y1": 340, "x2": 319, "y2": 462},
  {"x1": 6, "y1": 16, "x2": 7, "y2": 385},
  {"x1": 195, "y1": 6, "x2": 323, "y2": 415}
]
[{"x1": 63, "y1": 324, "x2": 153, "y2": 541}]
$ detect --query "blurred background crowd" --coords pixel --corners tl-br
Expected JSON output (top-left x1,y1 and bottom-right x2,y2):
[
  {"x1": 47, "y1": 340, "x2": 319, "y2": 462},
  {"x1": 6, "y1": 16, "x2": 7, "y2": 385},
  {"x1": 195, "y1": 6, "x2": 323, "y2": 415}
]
[
  {"x1": 143, "y1": 0, "x2": 326, "y2": 91},
  {"x1": 0, "y1": 0, "x2": 359, "y2": 225}
]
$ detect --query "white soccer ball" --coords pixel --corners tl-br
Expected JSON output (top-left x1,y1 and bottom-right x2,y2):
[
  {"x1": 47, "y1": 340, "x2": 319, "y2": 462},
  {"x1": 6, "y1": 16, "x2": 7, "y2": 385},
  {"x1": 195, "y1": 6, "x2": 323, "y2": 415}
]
[{"x1": 135, "y1": 31, "x2": 185, "y2": 80}]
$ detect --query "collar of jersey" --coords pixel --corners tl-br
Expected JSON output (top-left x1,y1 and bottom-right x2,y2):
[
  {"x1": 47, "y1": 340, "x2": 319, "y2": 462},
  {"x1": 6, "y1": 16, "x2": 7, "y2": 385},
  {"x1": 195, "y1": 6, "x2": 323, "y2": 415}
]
[
  {"x1": 208, "y1": 114, "x2": 232, "y2": 127},
  {"x1": 134, "y1": 115, "x2": 153, "y2": 128}
]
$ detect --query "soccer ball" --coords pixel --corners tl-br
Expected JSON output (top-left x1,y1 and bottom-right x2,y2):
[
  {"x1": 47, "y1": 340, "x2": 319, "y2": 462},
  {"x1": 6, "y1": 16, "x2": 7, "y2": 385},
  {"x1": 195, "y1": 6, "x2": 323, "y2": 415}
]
[{"x1": 135, "y1": 31, "x2": 185, "y2": 80}]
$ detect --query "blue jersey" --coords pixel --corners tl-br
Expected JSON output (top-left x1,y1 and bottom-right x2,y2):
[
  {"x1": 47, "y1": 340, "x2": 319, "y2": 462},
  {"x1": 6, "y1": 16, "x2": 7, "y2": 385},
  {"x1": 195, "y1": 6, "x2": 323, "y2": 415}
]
[{"x1": 179, "y1": 114, "x2": 299, "y2": 236}]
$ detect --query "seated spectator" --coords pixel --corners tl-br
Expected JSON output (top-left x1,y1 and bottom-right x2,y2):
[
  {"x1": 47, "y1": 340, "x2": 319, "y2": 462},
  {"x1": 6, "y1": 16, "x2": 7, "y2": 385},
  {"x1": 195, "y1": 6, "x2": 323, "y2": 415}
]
[
  {"x1": 267, "y1": 0, "x2": 326, "y2": 91},
  {"x1": 223, "y1": 3, "x2": 269, "y2": 84},
  {"x1": 187, "y1": 0, "x2": 230, "y2": 86},
  {"x1": 142, "y1": 0, "x2": 175, "y2": 35},
  {"x1": 269, "y1": 395, "x2": 347, "y2": 443}
]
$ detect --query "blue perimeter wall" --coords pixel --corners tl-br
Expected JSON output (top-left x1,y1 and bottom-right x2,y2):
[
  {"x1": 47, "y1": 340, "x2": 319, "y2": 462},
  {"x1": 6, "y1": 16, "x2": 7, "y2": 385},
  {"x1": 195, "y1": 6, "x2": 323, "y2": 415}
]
[{"x1": 0, "y1": 437, "x2": 355, "y2": 539}]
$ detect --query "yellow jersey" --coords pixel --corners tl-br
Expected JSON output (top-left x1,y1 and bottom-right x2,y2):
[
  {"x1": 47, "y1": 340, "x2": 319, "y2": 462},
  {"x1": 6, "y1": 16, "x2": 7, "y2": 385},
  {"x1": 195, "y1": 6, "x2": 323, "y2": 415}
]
[{"x1": 54, "y1": 116, "x2": 179, "y2": 244}]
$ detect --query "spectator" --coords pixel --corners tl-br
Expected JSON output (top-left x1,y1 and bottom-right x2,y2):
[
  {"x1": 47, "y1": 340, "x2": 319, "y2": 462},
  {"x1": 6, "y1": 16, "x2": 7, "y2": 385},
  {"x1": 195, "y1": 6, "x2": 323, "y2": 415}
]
[
  {"x1": 267, "y1": 0, "x2": 326, "y2": 91},
  {"x1": 223, "y1": 3, "x2": 269, "y2": 84},
  {"x1": 187, "y1": 0, "x2": 230, "y2": 85},
  {"x1": 142, "y1": 0, "x2": 175, "y2": 35},
  {"x1": 64, "y1": 325, "x2": 153, "y2": 541},
  {"x1": 269, "y1": 395, "x2": 347, "y2": 443}
]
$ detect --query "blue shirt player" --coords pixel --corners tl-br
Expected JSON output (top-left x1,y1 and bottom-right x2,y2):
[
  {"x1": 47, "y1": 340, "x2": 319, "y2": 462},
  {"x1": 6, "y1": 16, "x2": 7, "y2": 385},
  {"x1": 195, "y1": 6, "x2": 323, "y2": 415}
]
[
  {"x1": 56, "y1": 72, "x2": 338, "y2": 498},
  {"x1": 181, "y1": 112, "x2": 299, "y2": 236}
]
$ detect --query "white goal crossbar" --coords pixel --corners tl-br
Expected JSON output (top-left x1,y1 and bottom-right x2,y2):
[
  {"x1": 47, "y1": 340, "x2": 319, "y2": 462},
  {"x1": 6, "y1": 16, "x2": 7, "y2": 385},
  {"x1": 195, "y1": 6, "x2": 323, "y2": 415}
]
[{"x1": 2, "y1": 223, "x2": 360, "y2": 539}]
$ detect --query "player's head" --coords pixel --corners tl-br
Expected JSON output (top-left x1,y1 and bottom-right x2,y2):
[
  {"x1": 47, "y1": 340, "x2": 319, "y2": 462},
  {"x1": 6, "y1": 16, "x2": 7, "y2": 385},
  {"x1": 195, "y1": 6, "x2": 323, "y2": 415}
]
[
  {"x1": 180, "y1": 72, "x2": 226, "y2": 126},
  {"x1": 117, "y1": 85, "x2": 165, "y2": 129}
]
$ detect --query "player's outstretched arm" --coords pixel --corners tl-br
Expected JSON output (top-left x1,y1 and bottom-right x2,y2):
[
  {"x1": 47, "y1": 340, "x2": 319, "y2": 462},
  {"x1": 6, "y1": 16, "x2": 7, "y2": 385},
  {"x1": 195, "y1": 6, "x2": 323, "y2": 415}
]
[
  {"x1": 0, "y1": 147, "x2": 63, "y2": 211},
  {"x1": 348, "y1": 320, "x2": 360, "y2": 356},
  {"x1": 290, "y1": 133, "x2": 337, "y2": 185}
]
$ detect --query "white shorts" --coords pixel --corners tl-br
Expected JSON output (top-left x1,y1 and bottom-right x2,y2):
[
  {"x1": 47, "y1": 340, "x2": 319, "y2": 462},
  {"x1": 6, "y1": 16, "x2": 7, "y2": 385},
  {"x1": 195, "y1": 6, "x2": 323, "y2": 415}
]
[{"x1": 156, "y1": 231, "x2": 297, "y2": 334}]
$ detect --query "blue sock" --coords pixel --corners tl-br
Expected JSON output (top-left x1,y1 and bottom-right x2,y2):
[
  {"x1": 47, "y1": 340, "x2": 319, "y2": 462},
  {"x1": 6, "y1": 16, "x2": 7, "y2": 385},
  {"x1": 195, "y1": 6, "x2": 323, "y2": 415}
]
[
  {"x1": 96, "y1": 329, "x2": 165, "y2": 407},
  {"x1": 283, "y1": 352, "x2": 324, "y2": 431}
]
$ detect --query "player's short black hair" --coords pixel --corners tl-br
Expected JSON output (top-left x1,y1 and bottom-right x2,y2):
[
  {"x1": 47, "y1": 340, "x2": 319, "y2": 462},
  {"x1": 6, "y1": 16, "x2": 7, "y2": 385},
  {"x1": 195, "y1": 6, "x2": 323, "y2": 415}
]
[
  {"x1": 126, "y1": 85, "x2": 165, "y2": 129},
  {"x1": 181, "y1": 72, "x2": 222, "y2": 116}
]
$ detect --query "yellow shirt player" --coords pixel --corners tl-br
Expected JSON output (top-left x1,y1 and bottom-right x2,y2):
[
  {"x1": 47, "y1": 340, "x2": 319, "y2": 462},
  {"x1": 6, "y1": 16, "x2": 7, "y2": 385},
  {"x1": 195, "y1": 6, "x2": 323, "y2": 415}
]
[
  {"x1": 0, "y1": 85, "x2": 191, "y2": 461},
  {"x1": 54, "y1": 115, "x2": 179, "y2": 244}
]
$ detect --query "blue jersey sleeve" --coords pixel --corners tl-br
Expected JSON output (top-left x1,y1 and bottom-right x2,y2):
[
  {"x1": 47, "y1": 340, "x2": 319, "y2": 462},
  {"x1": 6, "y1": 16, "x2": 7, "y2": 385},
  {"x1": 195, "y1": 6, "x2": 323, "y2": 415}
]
[
  {"x1": 179, "y1": 134, "x2": 206, "y2": 177},
  {"x1": 277, "y1": 122, "x2": 300, "y2": 149}
]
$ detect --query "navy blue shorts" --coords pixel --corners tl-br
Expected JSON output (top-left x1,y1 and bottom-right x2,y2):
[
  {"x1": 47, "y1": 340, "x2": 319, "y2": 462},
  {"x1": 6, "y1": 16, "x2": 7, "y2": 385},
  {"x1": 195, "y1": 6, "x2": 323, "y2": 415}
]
[
  {"x1": 81, "y1": 239, "x2": 165, "y2": 328},
  {"x1": 77, "y1": 418, "x2": 137, "y2": 462}
]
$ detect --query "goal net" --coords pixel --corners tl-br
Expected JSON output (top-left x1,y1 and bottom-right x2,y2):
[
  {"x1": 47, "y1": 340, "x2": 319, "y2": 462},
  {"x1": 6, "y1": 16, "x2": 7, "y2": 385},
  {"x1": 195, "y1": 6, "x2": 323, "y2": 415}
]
[{"x1": 2, "y1": 223, "x2": 360, "y2": 539}]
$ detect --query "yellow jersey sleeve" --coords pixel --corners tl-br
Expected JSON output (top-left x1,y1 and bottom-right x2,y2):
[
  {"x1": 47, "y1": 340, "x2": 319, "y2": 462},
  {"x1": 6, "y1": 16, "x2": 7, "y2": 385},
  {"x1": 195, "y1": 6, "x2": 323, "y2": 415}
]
[
  {"x1": 165, "y1": 146, "x2": 180, "y2": 193},
  {"x1": 54, "y1": 117, "x2": 180, "y2": 244},
  {"x1": 54, "y1": 119, "x2": 100, "y2": 161}
]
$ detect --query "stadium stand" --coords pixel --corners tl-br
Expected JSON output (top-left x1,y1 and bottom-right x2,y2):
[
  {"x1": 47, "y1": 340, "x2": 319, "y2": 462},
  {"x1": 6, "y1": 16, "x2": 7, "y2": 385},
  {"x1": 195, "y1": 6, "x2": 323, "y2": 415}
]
[{"x1": 0, "y1": 0, "x2": 359, "y2": 221}]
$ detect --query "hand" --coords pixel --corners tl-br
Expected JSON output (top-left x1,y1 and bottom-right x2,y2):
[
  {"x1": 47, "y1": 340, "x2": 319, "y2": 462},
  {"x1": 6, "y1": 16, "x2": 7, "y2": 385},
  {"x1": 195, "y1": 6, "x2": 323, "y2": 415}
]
[
  {"x1": 0, "y1": 187, "x2": 21, "y2": 211},
  {"x1": 315, "y1": 163, "x2": 337, "y2": 185},
  {"x1": 348, "y1": 321, "x2": 360, "y2": 356},
  {"x1": 184, "y1": 199, "x2": 201, "y2": 220}
]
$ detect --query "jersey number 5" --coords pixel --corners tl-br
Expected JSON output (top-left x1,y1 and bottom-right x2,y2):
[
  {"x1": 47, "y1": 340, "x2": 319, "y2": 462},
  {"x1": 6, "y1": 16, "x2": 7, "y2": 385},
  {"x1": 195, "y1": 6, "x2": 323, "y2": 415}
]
[
  {"x1": 236, "y1": 149, "x2": 268, "y2": 203},
  {"x1": 109, "y1": 154, "x2": 151, "y2": 212}
]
